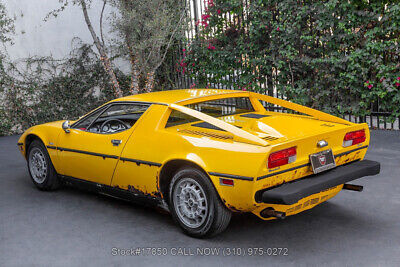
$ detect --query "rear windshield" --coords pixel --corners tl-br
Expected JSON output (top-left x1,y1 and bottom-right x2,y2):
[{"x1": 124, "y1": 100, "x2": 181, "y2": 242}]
[{"x1": 166, "y1": 97, "x2": 254, "y2": 127}]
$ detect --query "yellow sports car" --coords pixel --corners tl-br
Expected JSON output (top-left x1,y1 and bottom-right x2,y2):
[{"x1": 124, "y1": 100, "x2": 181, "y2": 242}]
[{"x1": 17, "y1": 89, "x2": 380, "y2": 237}]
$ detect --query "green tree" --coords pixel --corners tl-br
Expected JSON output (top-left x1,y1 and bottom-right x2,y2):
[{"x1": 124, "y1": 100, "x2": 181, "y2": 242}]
[
  {"x1": 109, "y1": 0, "x2": 187, "y2": 93},
  {"x1": 0, "y1": 1, "x2": 14, "y2": 44},
  {"x1": 0, "y1": 1, "x2": 15, "y2": 135},
  {"x1": 47, "y1": 0, "x2": 123, "y2": 98}
]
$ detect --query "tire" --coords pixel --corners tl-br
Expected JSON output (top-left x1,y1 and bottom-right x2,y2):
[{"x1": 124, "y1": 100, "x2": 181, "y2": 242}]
[
  {"x1": 169, "y1": 167, "x2": 231, "y2": 238},
  {"x1": 27, "y1": 139, "x2": 60, "y2": 191}
]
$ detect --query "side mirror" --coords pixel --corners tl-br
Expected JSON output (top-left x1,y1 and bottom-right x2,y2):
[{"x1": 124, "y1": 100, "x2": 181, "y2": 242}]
[{"x1": 62, "y1": 120, "x2": 71, "y2": 133}]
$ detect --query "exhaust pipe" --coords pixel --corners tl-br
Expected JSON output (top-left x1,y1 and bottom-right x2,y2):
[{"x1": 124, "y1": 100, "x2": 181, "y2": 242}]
[
  {"x1": 260, "y1": 208, "x2": 286, "y2": 219},
  {"x1": 343, "y1": 184, "x2": 363, "y2": 192}
]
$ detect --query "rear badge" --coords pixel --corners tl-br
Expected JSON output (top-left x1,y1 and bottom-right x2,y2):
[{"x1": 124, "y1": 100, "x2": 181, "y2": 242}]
[
  {"x1": 318, "y1": 154, "x2": 326, "y2": 165},
  {"x1": 317, "y1": 140, "x2": 328, "y2": 148},
  {"x1": 310, "y1": 149, "x2": 336, "y2": 174}
]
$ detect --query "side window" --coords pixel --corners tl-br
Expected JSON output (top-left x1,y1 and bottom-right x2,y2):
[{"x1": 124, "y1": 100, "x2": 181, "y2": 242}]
[
  {"x1": 74, "y1": 103, "x2": 150, "y2": 134},
  {"x1": 166, "y1": 110, "x2": 199, "y2": 127},
  {"x1": 165, "y1": 97, "x2": 255, "y2": 128},
  {"x1": 73, "y1": 107, "x2": 105, "y2": 131}
]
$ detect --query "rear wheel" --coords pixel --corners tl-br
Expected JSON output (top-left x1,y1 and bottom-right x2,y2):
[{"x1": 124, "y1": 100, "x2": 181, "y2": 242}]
[
  {"x1": 27, "y1": 140, "x2": 60, "y2": 190},
  {"x1": 169, "y1": 167, "x2": 231, "y2": 238}
]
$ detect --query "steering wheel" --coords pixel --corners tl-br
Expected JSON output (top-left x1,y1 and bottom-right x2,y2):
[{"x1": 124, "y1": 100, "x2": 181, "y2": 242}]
[{"x1": 100, "y1": 119, "x2": 129, "y2": 133}]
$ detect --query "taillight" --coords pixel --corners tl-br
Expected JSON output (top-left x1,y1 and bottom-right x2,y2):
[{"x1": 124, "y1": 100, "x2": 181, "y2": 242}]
[
  {"x1": 268, "y1": 147, "x2": 297, "y2": 169},
  {"x1": 343, "y1": 129, "x2": 366, "y2": 147}
]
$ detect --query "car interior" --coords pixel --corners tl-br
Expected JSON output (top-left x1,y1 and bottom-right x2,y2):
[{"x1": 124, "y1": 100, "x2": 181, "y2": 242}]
[{"x1": 73, "y1": 103, "x2": 151, "y2": 134}]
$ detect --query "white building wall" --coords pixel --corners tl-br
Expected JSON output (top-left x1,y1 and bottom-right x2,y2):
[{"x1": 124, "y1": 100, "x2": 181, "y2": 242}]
[{"x1": 3, "y1": 0, "x2": 111, "y2": 60}]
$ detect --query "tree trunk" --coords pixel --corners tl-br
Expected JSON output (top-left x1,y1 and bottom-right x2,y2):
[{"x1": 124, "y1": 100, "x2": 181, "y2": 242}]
[
  {"x1": 80, "y1": 0, "x2": 123, "y2": 98},
  {"x1": 128, "y1": 45, "x2": 140, "y2": 94},
  {"x1": 144, "y1": 71, "x2": 155, "y2": 92}
]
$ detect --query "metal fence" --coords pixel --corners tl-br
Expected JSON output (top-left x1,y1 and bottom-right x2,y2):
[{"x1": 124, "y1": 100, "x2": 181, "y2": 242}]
[{"x1": 170, "y1": 0, "x2": 398, "y2": 130}]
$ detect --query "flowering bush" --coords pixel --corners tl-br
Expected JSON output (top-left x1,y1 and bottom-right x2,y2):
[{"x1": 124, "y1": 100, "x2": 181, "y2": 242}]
[{"x1": 183, "y1": 0, "x2": 400, "y2": 119}]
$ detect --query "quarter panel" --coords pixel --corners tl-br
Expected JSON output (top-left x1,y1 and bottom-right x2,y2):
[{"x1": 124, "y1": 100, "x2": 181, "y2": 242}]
[{"x1": 111, "y1": 104, "x2": 270, "y2": 210}]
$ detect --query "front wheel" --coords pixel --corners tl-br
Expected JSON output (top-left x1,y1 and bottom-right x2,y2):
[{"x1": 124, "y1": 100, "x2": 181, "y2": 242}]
[
  {"x1": 27, "y1": 140, "x2": 60, "y2": 190},
  {"x1": 169, "y1": 167, "x2": 231, "y2": 238}
]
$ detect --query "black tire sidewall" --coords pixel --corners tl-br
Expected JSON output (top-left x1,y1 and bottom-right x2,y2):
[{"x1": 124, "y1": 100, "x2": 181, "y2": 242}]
[
  {"x1": 27, "y1": 140, "x2": 58, "y2": 190},
  {"x1": 169, "y1": 168, "x2": 218, "y2": 237}
]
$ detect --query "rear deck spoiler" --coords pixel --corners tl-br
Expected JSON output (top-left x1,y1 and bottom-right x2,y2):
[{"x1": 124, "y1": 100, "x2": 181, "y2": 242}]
[
  {"x1": 251, "y1": 92, "x2": 351, "y2": 126},
  {"x1": 169, "y1": 92, "x2": 352, "y2": 147}
]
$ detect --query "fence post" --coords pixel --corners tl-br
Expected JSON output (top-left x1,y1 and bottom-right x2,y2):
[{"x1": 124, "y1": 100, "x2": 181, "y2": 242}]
[{"x1": 192, "y1": 0, "x2": 199, "y2": 37}]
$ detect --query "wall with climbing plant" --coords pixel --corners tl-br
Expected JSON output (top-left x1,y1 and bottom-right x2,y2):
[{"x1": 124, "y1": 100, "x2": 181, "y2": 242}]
[
  {"x1": 0, "y1": 41, "x2": 180, "y2": 136},
  {"x1": 0, "y1": 43, "x2": 132, "y2": 136}
]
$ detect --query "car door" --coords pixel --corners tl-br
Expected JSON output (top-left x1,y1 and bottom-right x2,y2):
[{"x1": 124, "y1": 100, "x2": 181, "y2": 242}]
[
  {"x1": 110, "y1": 104, "x2": 168, "y2": 196},
  {"x1": 57, "y1": 102, "x2": 151, "y2": 185}
]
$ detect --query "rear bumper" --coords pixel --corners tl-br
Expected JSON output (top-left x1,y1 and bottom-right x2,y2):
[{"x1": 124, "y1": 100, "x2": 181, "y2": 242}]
[{"x1": 258, "y1": 160, "x2": 380, "y2": 205}]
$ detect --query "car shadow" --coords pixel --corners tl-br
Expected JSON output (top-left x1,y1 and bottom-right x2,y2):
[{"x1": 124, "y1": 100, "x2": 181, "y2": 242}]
[{"x1": 59, "y1": 182, "x2": 386, "y2": 244}]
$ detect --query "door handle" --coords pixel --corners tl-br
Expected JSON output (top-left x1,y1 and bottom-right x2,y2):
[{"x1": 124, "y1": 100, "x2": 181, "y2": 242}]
[{"x1": 111, "y1": 139, "x2": 122, "y2": 146}]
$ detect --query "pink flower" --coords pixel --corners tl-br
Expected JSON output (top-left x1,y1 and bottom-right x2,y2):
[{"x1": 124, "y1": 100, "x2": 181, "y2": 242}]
[
  {"x1": 179, "y1": 59, "x2": 187, "y2": 67},
  {"x1": 207, "y1": 43, "x2": 215, "y2": 50},
  {"x1": 367, "y1": 84, "x2": 373, "y2": 89},
  {"x1": 182, "y1": 48, "x2": 186, "y2": 52},
  {"x1": 201, "y1": 14, "x2": 211, "y2": 20},
  {"x1": 192, "y1": 63, "x2": 195, "y2": 67},
  {"x1": 241, "y1": 87, "x2": 247, "y2": 91},
  {"x1": 397, "y1": 77, "x2": 400, "y2": 80},
  {"x1": 277, "y1": 27, "x2": 280, "y2": 31},
  {"x1": 396, "y1": 82, "x2": 400, "y2": 87},
  {"x1": 190, "y1": 83, "x2": 196, "y2": 89},
  {"x1": 217, "y1": 9, "x2": 221, "y2": 14},
  {"x1": 366, "y1": 80, "x2": 370, "y2": 84}
]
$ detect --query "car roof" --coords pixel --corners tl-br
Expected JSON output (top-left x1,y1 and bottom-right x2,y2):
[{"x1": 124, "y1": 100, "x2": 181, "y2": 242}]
[{"x1": 112, "y1": 89, "x2": 248, "y2": 105}]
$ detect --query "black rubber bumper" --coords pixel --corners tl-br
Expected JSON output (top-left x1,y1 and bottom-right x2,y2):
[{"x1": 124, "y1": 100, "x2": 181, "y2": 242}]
[{"x1": 259, "y1": 160, "x2": 380, "y2": 205}]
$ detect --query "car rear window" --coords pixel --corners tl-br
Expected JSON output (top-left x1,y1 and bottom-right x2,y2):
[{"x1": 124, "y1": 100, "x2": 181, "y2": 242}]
[{"x1": 166, "y1": 97, "x2": 254, "y2": 127}]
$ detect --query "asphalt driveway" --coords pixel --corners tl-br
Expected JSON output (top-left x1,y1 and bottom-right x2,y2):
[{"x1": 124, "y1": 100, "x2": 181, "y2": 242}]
[{"x1": 1, "y1": 130, "x2": 399, "y2": 266}]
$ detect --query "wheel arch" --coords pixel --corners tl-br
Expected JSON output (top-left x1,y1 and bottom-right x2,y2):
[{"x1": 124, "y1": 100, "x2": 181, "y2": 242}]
[
  {"x1": 20, "y1": 130, "x2": 62, "y2": 173},
  {"x1": 158, "y1": 158, "x2": 217, "y2": 202},
  {"x1": 25, "y1": 134, "x2": 43, "y2": 152}
]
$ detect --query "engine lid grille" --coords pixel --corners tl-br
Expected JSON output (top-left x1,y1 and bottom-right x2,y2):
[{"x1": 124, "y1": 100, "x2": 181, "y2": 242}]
[
  {"x1": 262, "y1": 135, "x2": 280, "y2": 141},
  {"x1": 178, "y1": 129, "x2": 233, "y2": 140}
]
